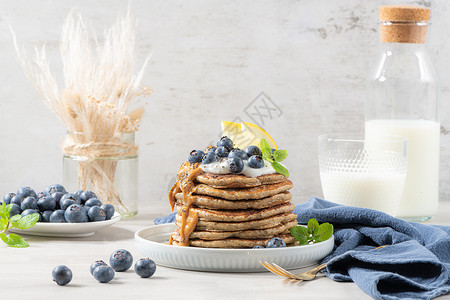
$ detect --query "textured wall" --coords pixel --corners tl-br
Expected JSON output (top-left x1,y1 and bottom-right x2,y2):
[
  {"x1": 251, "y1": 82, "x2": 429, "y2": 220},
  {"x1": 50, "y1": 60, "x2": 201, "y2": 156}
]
[{"x1": 0, "y1": 0, "x2": 448, "y2": 212}]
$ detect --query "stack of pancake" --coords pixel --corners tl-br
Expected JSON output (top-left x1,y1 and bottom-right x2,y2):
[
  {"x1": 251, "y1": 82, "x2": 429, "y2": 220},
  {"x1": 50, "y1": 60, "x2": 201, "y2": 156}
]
[{"x1": 169, "y1": 165, "x2": 298, "y2": 248}]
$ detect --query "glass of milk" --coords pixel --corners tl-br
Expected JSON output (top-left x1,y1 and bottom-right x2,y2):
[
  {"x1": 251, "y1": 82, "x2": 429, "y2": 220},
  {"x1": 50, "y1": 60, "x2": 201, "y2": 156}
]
[{"x1": 318, "y1": 134, "x2": 408, "y2": 216}]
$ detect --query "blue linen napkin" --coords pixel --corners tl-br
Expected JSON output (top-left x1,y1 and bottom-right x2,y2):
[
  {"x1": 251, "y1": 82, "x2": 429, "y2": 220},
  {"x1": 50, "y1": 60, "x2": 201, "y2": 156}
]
[{"x1": 154, "y1": 197, "x2": 450, "y2": 299}]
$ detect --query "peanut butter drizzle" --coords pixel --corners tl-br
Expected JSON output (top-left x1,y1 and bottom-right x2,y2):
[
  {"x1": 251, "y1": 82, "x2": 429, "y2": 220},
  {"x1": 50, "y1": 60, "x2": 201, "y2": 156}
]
[{"x1": 168, "y1": 162, "x2": 204, "y2": 246}]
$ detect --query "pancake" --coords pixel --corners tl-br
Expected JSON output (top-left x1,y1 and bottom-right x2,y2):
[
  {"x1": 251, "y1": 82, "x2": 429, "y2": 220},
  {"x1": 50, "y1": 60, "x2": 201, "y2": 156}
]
[
  {"x1": 195, "y1": 180, "x2": 293, "y2": 200},
  {"x1": 175, "y1": 191, "x2": 292, "y2": 210},
  {"x1": 196, "y1": 172, "x2": 287, "y2": 189},
  {"x1": 175, "y1": 203, "x2": 296, "y2": 222}
]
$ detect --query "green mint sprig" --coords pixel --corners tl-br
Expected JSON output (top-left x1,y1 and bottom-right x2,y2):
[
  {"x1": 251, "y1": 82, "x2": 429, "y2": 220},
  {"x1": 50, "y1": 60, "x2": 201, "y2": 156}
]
[
  {"x1": 0, "y1": 202, "x2": 40, "y2": 248},
  {"x1": 289, "y1": 218, "x2": 334, "y2": 245},
  {"x1": 260, "y1": 139, "x2": 290, "y2": 177}
]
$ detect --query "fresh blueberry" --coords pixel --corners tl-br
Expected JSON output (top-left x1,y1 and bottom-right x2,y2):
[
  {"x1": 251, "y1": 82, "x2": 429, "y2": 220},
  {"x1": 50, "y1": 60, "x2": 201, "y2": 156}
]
[
  {"x1": 110, "y1": 249, "x2": 133, "y2": 272},
  {"x1": 3, "y1": 193, "x2": 16, "y2": 204},
  {"x1": 228, "y1": 148, "x2": 248, "y2": 160},
  {"x1": 9, "y1": 203, "x2": 22, "y2": 218},
  {"x1": 101, "y1": 204, "x2": 115, "y2": 220},
  {"x1": 74, "y1": 190, "x2": 84, "y2": 197},
  {"x1": 80, "y1": 191, "x2": 97, "y2": 205},
  {"x1": 17, "y1": 187, "x2": 37, "y2": 199},
  {"x1": 45, "y1": 184, "x2": 67, "y2": 195},
  {"x1": 21, "y1": 209, "x2": 40, "y2": 221},
  {"x1": 247, "y1": 155, "x2": 264, "y2": 169},
  {"x1": 41, "y1": 210, "x2": 53, "y2": 222},
  {"x1": 37, "y1": 191, "x2": 47, "y2": 199},
  {"x1": 215, "y1": 146, "x2": 230, "y2": 158},
  {"x1": 37, "y1": 196, "x2": 56, "y2": 211},
  {"x1": 88, "y1": 206, "x2": 106, "y2": 222},
  {"x1": 266, "y1": 237, "x2": 286, "y2": 248},
  {"x1": 245, "y1": 146, "x2": 262, "y2": 157},
  {"x1": 60, "y1": 193, "x2": 81, "y2": 205},
  {"x1": 51, "y1": 192, "x2": 65, "y2": 209},
  {"x1": 207, "y1": 146, "x2": 217, "y2": 153},
  {"x1": 252, "y1": 245, "x2": 264, "y2": 249},
  {"x1": 10, "y1": 195, "x2": 23, "y2": 207},
  {"x1": 93, "y1": 265, "x2": 115, "y2": 283},
  {"x1": 134, "y1": 258, "x2": 156, "y2": 278},
  {"x1": 90, "y1": 260, "x2": 108, "y2": 275},
  {"x1": 85, "y1": 198, "x2": 102, "y2": 207},
  {"x1": 228, "y1": 157, "x2": 244, "y2": 173},
  {"x1": 64, "y1": 204, "x2": 88, "y2": 223},
  {"x1": 217, "y1": 136, "x2": 233, "y2": 149},
  {"x1": 52, "y1": 265, "x2": 72, "y2": 286},
  {"x1": 188, "y1": 149, "x2": 204, "y2": 164},
  {"x1": 49, "y1": 210, "x2": 67, "y2": 223},
  {"x1": 202, "y1": 151, "x2": 217, "y2": 164},
  {"x1": 60, "y1": 199, "x2": 76, "y2": 211},
  {"x1": 21, "y1": 197, "x2": 38, "y2": 211}
]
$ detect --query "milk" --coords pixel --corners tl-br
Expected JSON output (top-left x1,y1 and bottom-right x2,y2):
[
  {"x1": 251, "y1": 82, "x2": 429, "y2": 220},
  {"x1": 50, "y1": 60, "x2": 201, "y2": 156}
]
[{"x1": 365, "y1": 119, "x2": 440, "y2": 219}]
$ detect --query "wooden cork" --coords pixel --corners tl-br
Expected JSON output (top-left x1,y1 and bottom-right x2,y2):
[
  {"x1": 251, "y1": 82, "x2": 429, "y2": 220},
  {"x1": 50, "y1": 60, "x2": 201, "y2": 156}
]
[{"x1": 379, "y1": 5, "x2": 430, "y2": 44}]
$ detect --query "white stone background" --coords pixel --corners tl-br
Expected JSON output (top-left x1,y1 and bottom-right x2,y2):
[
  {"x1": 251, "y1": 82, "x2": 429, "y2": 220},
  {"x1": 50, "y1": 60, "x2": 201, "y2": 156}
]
[{"x1": 0, "y1": 0, "x2": 449, "y2": 212}]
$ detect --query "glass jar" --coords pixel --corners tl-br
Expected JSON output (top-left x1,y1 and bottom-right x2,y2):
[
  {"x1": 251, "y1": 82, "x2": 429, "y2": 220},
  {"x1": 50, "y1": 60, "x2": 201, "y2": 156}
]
[
  {"x1": 62, "y1": 131, "x2": 139, "y2": 217},
  {"x1": 365, "y1": 5, "x2": 439, "y2": 221}
]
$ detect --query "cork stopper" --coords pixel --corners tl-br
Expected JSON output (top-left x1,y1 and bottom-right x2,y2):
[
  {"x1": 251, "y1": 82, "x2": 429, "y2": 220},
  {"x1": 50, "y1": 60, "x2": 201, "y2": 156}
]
[{"x1": 379, "y1": 5, "x2": 430, "y2": 44}]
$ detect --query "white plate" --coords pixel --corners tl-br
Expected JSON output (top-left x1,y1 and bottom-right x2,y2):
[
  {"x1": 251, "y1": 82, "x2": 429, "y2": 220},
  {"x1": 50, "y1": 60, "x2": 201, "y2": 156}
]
[
  {"x1": 134, "y1": 223, "x2": 334, "y2": 272},
  {"x1": 8, "y1": 214, "x2": 121, "y2": 237}
]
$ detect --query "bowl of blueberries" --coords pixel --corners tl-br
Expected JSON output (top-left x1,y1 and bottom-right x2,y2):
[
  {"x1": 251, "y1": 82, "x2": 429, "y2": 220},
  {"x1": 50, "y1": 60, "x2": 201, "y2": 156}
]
[{"x1": 3, "y1": 184, "x2": 120, "y2": 237}]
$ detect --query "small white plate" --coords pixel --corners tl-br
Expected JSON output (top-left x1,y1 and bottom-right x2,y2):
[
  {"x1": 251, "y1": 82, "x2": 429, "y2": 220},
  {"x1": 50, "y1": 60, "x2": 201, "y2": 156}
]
[
  {"x1": 134, "y1": 223, "x2": 334, "y2": 272},
  {"x1": 8, "y1": 214, "x2": 121, "y2": 237}
]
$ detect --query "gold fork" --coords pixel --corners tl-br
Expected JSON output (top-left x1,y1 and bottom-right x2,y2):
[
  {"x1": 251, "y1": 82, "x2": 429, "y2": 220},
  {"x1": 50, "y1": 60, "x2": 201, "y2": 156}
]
[{"x1": 260, "y1": 245, "x2": 388, "y2": 281}]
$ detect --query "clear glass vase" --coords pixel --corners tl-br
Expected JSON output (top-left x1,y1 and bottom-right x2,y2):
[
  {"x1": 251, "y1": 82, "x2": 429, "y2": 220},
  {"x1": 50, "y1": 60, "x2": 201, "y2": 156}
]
[{"x1": 62, "y1": 131, "x2": 138, "y2": 217}]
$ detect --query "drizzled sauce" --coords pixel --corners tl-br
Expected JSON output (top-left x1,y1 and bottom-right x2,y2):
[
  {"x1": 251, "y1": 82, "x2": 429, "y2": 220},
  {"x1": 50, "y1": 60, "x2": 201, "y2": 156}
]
[{"x1": 168, "y1": 162, "x2": 204, "y2": 246}]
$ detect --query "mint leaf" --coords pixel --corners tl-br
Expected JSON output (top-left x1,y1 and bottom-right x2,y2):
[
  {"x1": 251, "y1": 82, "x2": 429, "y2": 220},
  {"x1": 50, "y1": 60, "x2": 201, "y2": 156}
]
[
  {"x1": 289, "y1": 218, "x2": 334, "y2": 245},
  {"x1": 0, "y1": 218, "x2": 8, "y2": 232},
  {"x1": 316, "y1": 223, "x2": 334, "y2": 242},
  {"x1": 0, "y1": 204, "x2": 12, "y2": 220},
  {"x1": 0, "y1": 233, "x2": 7, "y2": 244},
  {"x1": 273, "y1": 150, "x2": 288, "y2": 162},
  {"x1": 289, "y1": 226, "x2": 309, "y2": 245},
  {"x1": 307, "y1": 218, "x2": 320, "y2": 235},
  {"x1": 260, "y1": 139, "x2": 273, "y2": 162},
  {"x1": 9, "y1": 215, "x2": 21, "y2": 222},
  {"x1": 12, "y1": 213, "x2": 39, "y2": 230},
  {"x1": 271, "y1": 162, "x2": 289, "y2": 177},
  {"x1": 5, "y1": 233, "x2": 29, "y2": 248}
]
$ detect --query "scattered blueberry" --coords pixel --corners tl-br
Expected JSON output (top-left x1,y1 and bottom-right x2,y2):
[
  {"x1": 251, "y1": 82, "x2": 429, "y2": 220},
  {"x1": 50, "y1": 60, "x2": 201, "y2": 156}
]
[
  {"x1": 60, "y1": 193, "x2": 81, "y2": 205},
  {"x1": 80, "y1": 191, "x2": 97, "y2": 205},
  {"x1": 228, "y1": 157, "x2": 244, "y2": 173},
  {"x1": 88, "y1": 206, "x2": 106, "y2": 222},
  {"x1": 10, "y1": 195, "x2": 23, "y2": 206},
  {"x1": 101, "y1": 204, "x2": 115, "y2": 220},
  {"x1": 266, "y1": 237, "x2": 286, "y2": 248},
  {"x1": 37, "y1": 196, "x2": 56, "y2": 211},
  {"x1": 21, "y1": 197, "x2": 38, "y2": 211},
  {"x1": 65, "y1": 204, "x2": 87, "y2": 223},
  {"x1": 207, "y1": 146, "x2": 217, "y2": 153},
  {"x1": 49, "y1": 210, "x2": 67, "y2": 223},
  {"x1": 3, "y1": 193, "x2": 16, "y2": 204},
  {"x1": 228, "y1": 148, "x2": 248, "y2": 160},
  {"x1": 52, "y1": 265, "x2": 72, "y2": 286},
  {"x1": 188, "y1": 149, "x2": 204, "y2": 164},
  {"x1": 93, "y1": 265, "x2": 115, "y2": 283},
  {"x1": 245, "y1": 146, "x2": 262, "y2": 157},
  {"x1": 17, "y1": 187, "x2": 37, "y2": 199},
  {"x1": 215, "y1": 146, "x2": 230, "y2": 158},
  {"x1": 41, "y1": 210, "x2": 53, "y2": 222},
  {"x1": 90, "y1": 260, "x2": 108, "y2": 275},
  {"x1": 217, "y1": 136, "x2": 233, "y2": 149},
  {"x1": 247, "y1": 155, "x2": 264, "y2": 169},
  {"x1": 9, "y1": 203, "x2": 22, "y2": 218},
  {"x1": 85, "y1": 198, "x2": 102, "y2": 208},
  {"x1": 45, "y1": 184, "x2": 67, "y2": 195},
  {"x1": 252, "y1": 245, "x2": 264, "y2": 249},
  {"x1": 134, "y1": 258, "x2": 156, "y2": 278},
  {"x1": 202, "y1": 151, "x2": 217, "y2": 164},
  {"x1": 110, "y1": 249, "x2": 133, "y2": 272}
]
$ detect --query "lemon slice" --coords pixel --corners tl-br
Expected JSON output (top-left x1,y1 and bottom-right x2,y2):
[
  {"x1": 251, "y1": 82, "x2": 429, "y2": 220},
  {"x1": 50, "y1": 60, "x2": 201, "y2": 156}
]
[{"x1": 220, "y1": 121, "x2": 278, "y2": 150}]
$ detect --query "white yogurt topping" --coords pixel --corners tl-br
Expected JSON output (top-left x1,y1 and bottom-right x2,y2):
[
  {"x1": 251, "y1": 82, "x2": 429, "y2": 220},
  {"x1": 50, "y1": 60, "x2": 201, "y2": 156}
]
[{"x1": 200, "y1": 158, "x2": 277, "y2": 177}]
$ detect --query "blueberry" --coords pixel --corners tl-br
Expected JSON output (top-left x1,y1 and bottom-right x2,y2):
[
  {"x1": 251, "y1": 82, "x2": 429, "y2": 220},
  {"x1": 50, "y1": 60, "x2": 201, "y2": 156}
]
[
  {"x1": 79, "y1": 191, "x2": 97, "y2": 205},
  {"x1": 247, "y1": 155, "x2": 264, "y2": 169},
  {"x1": 228, "y1": 148, "x2": 248, "y2": 160},
  {"x1": 252, "y1": 245, "x2": 264, "y2": 249},
  {"x1": 92, "y1": 265, "x2": 115, "y2": 283},
  {"x1": 202, "y1": 151, "x2": 217, "y2": 164},
  {"x1": 9, "y1": 203, "x2": 22, "y2": 218},
  {"x1": 45, "y1": 184, "x2": 67, "y2": 195},
  {"x1": 52, "y1": 265, "x2": 72, "y2": 286},
  {"x1": 60, "y1": 193, "x2": 81, "y2": 205},
  {"x1": 134, "y1": 258, "x2": 156, "y2": 278},
  {"x1": 88, "y1": 206, "x2": 106, "y2": 222},
  {"x1": 188, "y1": 149, "x2": 204, "y2": 164},
  {"x1": 64, "y1": 204, "x2": 87, "y2": 223},
  {"x1": 217, "y1": 136, "x2": 233, "y2": 149},
  {"x1": 50, "y1": 210, "x2": 67, "y2": 223},
  {"x1": 37, "y1": 196, "x2": 56, "y2": 211},
  {"x1": 101, "y1": 204, "x2": 115, "y2": 220},
  {"x1": 21, "y1": 197, "x2": 38, "y2": 211},
  {"x1": 51, "y1": 192, "x2": 65, "y2": 209},
  {"x1": 207, "y1": 146, "x2": 217, "y2": 153},
  {"x1": 37, "y1": 191, "x2": 46, "y2": 199},
  {"x1": 41, "y1": 210, "x2": 53, "y2": 222},
  {"x1": 60, "y1": 199, "x2": 76, "y2": 211},
  {"x1": 266, "y1": 237, "x2": 286, "y2": 248},
  {"x1": 17, "y1": 187, "x2": 37, "y2": 199},
  {"x1": 228, "y1": 157, "x2": 244, "y2": 173},
  {"x1": 10, "y1": 195, "x2": 23, "y2": 207},
  {"x1": 90, "y1": 260, "x2": 108, "y2": 275},
  {"x1": 110, "y1": 249, "x2": 133, "y2": 272},
  {"x1": 245, "y1": 146, "x2": 262, "y2": 157},
  {"x1": 85, "y1": 198, "x2": 102, "y2": 207},
  {"x1": 3, "y1": 193, "x2": 16, "y2": 204},
  {"x1": 215, "y1": 146, "x2": 230, "y2": 158},
  {"x1": 21, "y1": 209, "x2": 40, "y2": 221}
]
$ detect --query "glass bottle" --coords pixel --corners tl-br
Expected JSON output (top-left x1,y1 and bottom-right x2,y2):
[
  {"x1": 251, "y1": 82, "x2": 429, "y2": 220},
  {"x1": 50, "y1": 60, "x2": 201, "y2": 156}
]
[{"x1": 365, "y1": 5, "x2": 440, "y2": 221}]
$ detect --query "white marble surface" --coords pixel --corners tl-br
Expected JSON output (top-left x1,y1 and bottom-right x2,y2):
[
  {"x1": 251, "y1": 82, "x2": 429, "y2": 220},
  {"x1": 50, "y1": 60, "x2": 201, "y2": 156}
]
[{"x1": 1, "y1": 1, "x2": 450, "y2": 209}]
